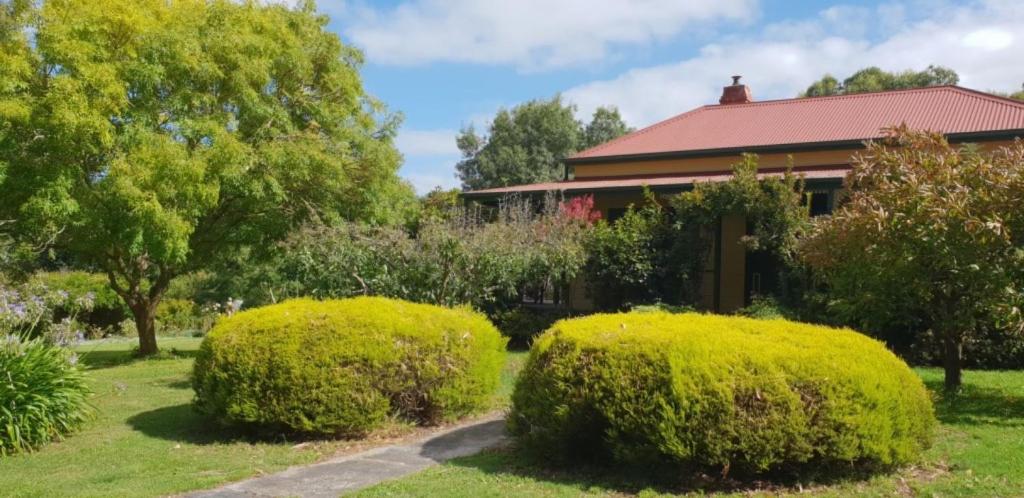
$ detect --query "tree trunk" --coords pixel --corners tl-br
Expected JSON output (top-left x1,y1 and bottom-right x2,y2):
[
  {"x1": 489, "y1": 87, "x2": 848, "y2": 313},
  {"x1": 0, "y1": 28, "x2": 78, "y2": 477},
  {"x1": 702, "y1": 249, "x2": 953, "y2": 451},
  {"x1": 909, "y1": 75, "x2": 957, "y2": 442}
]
[
  {"x1": 943, "y1": 330, "x2": 963, "y2": 391},
  {"x1": 132, "y1": 301, "x2": 159, "y2": 356}
]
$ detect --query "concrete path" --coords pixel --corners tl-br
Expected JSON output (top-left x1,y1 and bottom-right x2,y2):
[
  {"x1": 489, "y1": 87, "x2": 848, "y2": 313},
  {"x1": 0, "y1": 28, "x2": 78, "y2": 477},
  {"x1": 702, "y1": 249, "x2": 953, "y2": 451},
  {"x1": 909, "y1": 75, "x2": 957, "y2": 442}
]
[{"x1": 188, "y1": 415, "x2": 507, "y2": 498}]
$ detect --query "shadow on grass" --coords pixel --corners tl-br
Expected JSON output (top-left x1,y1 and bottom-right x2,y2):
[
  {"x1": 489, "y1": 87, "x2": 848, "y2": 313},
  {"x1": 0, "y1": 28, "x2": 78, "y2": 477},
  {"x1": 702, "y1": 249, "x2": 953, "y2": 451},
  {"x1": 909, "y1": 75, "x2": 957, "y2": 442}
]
[
  {"x1": 76, "y1": 348, "x2": 198, "y2": 370},
  {"x1": 442, "y1": 446, "x2": 896, "y2": 496},
  {"x1": 924, "y1": 379, "x2": 1024, "y2": 427},
  {"x1": 126, "y1": 403, "x2": 307, "y2": 445}
]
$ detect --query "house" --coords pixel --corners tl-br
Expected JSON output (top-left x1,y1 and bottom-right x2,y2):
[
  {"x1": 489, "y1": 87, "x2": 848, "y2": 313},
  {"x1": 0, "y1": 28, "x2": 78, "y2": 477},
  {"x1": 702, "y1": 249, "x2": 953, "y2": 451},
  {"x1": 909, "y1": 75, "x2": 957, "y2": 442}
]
[{"x1": 463, "y1": 78, "x2": 1024, "y2": 312}]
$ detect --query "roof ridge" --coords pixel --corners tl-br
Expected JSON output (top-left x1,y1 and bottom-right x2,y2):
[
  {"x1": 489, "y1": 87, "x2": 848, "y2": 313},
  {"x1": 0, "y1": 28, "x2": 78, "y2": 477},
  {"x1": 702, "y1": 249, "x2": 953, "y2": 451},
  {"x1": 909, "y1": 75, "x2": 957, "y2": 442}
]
[
  {"x1": 568, "y1": 85, "x2": 1024, "y2": 162},
  {"x1": 571, "y1": 105, "x2": 710, "y2": 158},
  {"x1": 699, "y1": 85, "x2": 1024, "y2": 111},
  {"x1": 945, "y1": 85, "x2": 1024, "y2": 109}
]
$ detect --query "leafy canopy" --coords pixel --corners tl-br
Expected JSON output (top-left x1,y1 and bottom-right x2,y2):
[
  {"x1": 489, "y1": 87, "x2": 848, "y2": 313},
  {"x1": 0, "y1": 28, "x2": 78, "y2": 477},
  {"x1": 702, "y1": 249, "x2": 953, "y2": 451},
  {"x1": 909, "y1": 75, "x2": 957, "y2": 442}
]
[
  {"x1": 456, "y1": 97, "x2": 631, "y2": 190},
  {"x1": 799, "y1": 128, "x2": 1024, "y2": 389},
  {"x1": 0, "y1": 0, "x2": 409, "y2": 353},
  {"x1": 802, "y1": 65, "x2": 959, "y2": 97}
]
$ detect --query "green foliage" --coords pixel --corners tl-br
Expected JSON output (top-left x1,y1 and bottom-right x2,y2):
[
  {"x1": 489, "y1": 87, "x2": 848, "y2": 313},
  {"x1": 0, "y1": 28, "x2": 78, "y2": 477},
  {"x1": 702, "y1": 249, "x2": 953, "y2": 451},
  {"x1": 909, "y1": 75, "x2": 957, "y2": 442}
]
[
  {"x1": 583, "y1": 159, "x2": 808, "y2": 312},
  {"x1": 455, "y1": 98, "x2": 630, "y2": 190},
  {"x1": 800, "y1": 128, "x2": 1024, "y2": 388},
  {"x1": 582, "y1": 106, "x2": 633, "y2": 150},
  {"x1": 630, "y1": 302, "x2": 696, "y2": 314},
  {"x1": 1, "y1": 334, "x2": 91, "y2": 455},
  {"x1": 192, "y1": 297, "x2": 507, "y2": 436},
  {"x1": 0, "y1": 0, "x2": 407, "y2": 354},
  {"x1": 670, "y1": 156, "x2": 809, "y2": 305},
  {"x1": 222, "y1": 196, "x2": 589, "y2": 313},
  {"x1": 583, "y1": 195, "x2": 676, "y2": 310},
  {"x1": 802, "y1": 65, "x2": 959, "y2": 97},
  {"x1": 456, "y1": 96, "x2": 580, "y2": 189},
  {"x1": 489, "y1": 307, "x2": 571, "y2": 347},
  {"x1": 735, "y1": 295, "x2": 791, "y2": 320},
  {"x1": 910, "y1": 325, "x2": 1024, "y2": 370},
  {"x1": 414, "y1": 187, "x2": 462, "y2": 228},
  {"x1": 27, "y1": 271, "x2": 126, "y2": 331},
  {"x1": 154, "y1": 298, "x2": 215, "y2": 336},
  {"x1": 509, "y1": 312, "x2": 935, "y2": 476}
]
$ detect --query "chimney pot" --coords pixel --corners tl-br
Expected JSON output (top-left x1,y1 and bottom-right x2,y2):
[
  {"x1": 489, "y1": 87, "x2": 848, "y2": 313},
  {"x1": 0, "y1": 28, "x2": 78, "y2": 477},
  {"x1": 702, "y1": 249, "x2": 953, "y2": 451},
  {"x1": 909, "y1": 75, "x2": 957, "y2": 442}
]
[{"x1": 720, "y1": 76, "x2": 753, "y2": 105}]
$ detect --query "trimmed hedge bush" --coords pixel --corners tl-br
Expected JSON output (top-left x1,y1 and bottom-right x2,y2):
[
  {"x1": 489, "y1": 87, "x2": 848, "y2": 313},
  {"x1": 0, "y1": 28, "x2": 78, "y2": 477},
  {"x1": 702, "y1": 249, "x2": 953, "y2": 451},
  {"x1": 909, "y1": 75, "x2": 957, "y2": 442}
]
[
  {"x1": 192, "y1": 297, "x2": 507, "y2": 437},
  {"x1": 509, "y1": 312, "x2": 935, "y2": 476},
  {"x1": 1, "y1": 334, "x2": 91, "y2": 455}
]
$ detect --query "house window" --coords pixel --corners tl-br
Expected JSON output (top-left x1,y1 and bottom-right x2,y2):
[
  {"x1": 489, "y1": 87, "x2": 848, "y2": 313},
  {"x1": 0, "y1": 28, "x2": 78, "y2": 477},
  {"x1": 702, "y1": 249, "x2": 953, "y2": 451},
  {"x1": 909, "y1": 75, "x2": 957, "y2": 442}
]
[
  {"x1": 606, "y1": 207, "x2": 627, "y2": 223},
  {"x1": 806, "y1": 191, "x2": 832, "y2": 217}
]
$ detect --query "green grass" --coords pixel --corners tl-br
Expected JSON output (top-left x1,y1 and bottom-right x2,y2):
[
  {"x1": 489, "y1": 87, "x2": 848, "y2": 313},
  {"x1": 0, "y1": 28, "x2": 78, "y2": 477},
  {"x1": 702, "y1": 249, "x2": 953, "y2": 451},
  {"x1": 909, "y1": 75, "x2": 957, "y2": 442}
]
[
  {"x1": 3, "y1": 338, "x2": 1022, "y2": 498},
  {"x1": 0, "y1": 340, "x2": 526, "y2": 497},
  {"x1": 354, "y1": 368, "x2": 1024, "y2": 498},
  {"x1": 0, "y1": 338, "x2": 346, "y2": 497}
]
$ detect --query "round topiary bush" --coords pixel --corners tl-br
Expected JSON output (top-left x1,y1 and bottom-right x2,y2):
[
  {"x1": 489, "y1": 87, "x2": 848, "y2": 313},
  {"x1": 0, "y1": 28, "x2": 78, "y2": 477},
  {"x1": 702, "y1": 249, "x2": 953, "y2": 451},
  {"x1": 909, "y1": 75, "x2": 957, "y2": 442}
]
[
  {"x1": 509, "y1": 312, "x2": 935, "y2": 476},
  {"x1": 192, "y1": 297, "x2": 507, "y2": 437},
  {"x1": 1, "y1": 335, "x2": 91, "y2": 456}
]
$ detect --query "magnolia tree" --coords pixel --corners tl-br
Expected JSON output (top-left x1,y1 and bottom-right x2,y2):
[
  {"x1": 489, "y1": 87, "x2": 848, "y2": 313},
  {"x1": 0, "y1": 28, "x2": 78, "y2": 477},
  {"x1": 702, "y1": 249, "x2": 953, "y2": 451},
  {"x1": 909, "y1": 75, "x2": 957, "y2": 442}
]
[
  {"x1": 800, "y1": 128, "x2": 1024, "y2": 389},
  {"x1": 0, "y1": 0, "x2": 409, "y2": 355}
]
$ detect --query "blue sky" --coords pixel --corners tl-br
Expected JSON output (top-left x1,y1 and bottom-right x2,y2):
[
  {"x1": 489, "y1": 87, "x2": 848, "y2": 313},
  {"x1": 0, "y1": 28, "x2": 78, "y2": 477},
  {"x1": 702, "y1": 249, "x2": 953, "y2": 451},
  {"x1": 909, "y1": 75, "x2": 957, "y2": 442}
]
[{"x1": 314, "y1": 0, "x2": 1022, "y2": 193}]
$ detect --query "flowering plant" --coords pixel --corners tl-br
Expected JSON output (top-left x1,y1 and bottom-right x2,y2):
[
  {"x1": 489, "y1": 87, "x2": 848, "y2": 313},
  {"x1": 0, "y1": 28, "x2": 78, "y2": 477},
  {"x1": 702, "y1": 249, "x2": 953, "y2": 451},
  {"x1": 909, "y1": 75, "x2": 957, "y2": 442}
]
[
  {"x1": 558, "y1": 194, "x2": 602, "y2": 224},
  {"x1": 0, "y1": 283, "x2": 93, "y2": 345}
]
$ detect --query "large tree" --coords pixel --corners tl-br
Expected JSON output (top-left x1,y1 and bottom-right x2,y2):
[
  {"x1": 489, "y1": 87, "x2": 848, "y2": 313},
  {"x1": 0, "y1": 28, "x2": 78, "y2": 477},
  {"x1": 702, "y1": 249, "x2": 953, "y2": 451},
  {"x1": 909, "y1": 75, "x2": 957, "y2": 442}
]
[
  {"x1": 0, "y1": 0, "x2": 408, "y2": 355},
  {"x1": 802, "y1": 65, "x2": 959, "y2": 97},
  {"x1": 800, "y1": 128, "x2": 1024, "y2": 390},
  {"x1": 582, "y1": 106, "x2": 632, "y2": 150},
  {"x1": 455, "y1": 98, "x2": 631, "y2": 190}
]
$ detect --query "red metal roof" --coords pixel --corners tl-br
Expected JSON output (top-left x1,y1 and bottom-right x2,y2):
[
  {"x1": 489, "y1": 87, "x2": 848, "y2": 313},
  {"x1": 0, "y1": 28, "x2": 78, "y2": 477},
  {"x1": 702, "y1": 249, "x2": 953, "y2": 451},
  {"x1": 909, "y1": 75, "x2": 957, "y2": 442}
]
[
  {"x1": 463, "y1": 166, "x2": 850, "y2": 197},
  {"x1": 572, "y1": 86, "x2": 1024, "y2": 161}
]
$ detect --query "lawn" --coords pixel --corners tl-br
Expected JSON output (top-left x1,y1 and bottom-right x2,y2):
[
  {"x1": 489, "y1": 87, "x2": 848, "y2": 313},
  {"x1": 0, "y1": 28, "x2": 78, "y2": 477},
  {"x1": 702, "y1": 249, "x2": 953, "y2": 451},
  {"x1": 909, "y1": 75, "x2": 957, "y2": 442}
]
[
  {"x1": 0, "y1": 337, "x2": 526, "y2": 497},
  {"x1": 3, "y1": 339, "x2": 1023, "y2": 498},
  {"x1": 354, "y1": 368, "x2": 1024, "y2": 498}
]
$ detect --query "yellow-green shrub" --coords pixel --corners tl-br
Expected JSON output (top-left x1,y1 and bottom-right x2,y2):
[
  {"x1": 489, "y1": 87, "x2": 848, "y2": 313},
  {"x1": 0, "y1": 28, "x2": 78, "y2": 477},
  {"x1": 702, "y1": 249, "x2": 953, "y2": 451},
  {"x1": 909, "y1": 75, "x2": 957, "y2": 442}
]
[
  {"x1": 192, "y1": 297, "x2": 506, "y2": 436},
  {"x1": 509, "y1": 312, "x2": 934, "y2": 475}
]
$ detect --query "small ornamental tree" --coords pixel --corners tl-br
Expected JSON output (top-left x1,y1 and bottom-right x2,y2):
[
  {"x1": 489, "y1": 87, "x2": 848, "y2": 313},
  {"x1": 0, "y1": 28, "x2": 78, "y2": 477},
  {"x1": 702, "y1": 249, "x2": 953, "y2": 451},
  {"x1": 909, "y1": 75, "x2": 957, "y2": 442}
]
[
  {"x1": 800, "y1": 128, "x2": 1024, "y2": 389},
  {"x1": 0, "y1": 0, "x2": 406, "y2": 355}
]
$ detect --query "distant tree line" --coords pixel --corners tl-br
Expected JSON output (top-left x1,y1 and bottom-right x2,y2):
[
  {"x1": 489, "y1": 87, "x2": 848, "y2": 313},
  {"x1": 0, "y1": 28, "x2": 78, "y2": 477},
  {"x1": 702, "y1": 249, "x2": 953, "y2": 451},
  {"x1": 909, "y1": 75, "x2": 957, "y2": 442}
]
[
  {"x1": 455, "y1": 97, "x2": 632, "y2": 190},
  {"x1": 803, "y1": 65, "x2": 1024, "y2": 101}
]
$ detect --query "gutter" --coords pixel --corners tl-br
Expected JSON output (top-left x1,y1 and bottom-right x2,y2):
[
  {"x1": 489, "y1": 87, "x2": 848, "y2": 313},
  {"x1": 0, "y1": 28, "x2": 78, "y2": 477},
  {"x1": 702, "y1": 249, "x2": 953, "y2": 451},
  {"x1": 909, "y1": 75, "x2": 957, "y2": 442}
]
[{"x1": 563, "y1": 129, "x2": 1024, "y2": 166}]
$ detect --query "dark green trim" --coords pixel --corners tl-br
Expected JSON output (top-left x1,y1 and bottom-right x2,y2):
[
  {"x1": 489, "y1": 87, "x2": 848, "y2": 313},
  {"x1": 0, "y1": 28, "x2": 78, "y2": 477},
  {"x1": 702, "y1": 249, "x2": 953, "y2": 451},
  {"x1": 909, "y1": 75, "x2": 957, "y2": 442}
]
[{"x1": 461, "y1": 177, "x2": 844, "y2": 200}]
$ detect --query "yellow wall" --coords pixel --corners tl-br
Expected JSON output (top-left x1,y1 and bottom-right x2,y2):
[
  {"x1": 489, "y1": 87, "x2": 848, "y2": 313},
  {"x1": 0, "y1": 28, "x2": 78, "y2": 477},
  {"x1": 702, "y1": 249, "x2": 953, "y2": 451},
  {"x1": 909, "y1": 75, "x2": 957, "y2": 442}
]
[
  {"x1": 574, "y1": 149, "x2": 857, "y2": 178},
  {"x1": 572, "y1": 139, "x2": 1018, "y2": 179}
]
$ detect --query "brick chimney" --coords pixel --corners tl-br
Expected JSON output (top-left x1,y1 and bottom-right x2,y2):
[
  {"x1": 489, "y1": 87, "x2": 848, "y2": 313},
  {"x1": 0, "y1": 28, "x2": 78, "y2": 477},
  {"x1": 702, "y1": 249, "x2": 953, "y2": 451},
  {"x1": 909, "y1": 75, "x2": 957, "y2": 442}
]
[{"x1": 719, "y1": 75, "x2": 753, "y2": 105}]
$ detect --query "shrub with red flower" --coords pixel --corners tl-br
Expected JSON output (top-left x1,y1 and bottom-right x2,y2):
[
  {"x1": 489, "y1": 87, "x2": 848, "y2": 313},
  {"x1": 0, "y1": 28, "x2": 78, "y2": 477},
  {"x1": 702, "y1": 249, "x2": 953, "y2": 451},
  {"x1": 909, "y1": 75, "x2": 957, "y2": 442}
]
[{"x1": 558, "y1": 195, "x2": 601, "y2": 224}]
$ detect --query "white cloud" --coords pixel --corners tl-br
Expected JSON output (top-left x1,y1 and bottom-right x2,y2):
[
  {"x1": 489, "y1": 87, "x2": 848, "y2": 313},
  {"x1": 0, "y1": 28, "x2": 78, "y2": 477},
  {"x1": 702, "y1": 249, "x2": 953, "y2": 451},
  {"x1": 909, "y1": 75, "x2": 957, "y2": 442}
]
[
  {"x1": 395, "y1": 128, "x2": 459, "y2": 156},
  {"x1": 960, "y1": 27, "x2": 1013, "y2": 50},
  {"x1": 565, "y1": 0, "x2": 1024, "y2": 127},
  {"x1": 343, "y1": 0, "x2": 756, "y2": 70},
  {"x1": 402, "y1": 169, "x2": 461, "y2": 195}
]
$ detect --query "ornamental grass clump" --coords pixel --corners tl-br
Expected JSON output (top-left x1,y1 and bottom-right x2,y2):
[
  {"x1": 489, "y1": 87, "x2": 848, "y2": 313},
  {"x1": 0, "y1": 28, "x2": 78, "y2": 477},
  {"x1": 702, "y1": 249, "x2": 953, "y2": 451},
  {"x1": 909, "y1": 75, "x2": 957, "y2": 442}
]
[
  {"x1": 192, "y1": 297, "x2": 507, "y2": 437},
  {"x1": 510, "y1": 312, "x2": 935, "y2": 477},
  {"x1": 1, "y1": 334, "x2": 91, "y2": 455}
]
